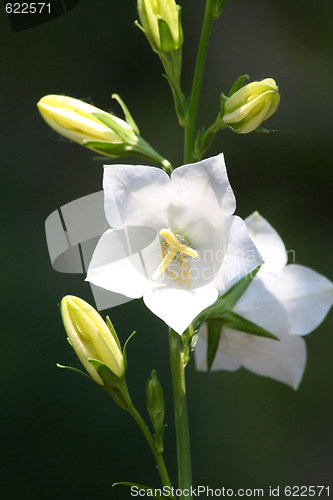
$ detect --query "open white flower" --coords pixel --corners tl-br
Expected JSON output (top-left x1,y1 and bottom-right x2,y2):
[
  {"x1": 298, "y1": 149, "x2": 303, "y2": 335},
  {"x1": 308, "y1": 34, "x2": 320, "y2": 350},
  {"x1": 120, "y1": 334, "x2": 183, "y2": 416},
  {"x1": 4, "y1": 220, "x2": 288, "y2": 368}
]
[
  {"x1": 195, "y1": 212, "x2": 333, "y2": 388},
  {"x1": 86, "y1": 155, "x2": 262, "y2": 334}
]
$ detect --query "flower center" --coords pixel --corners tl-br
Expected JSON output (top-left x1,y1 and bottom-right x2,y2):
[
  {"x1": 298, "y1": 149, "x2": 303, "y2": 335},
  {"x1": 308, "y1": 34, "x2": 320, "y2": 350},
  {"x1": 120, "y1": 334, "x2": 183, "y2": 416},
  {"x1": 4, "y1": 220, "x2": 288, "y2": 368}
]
[{"x1": 152, "y1": 228, "x2": 198, "y2": 287}]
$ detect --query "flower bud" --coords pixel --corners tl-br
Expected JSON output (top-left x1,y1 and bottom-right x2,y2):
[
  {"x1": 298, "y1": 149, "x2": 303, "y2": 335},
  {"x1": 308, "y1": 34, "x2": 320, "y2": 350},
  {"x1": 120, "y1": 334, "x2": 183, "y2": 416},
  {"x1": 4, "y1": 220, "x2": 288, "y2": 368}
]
[
  {"x1": 37, "y1": 95, "x2": 138, "y2": 147},
  {"x1": 137, "y1": 0, "x2": 183, "y2": 53},
  {"x1": 146, "y1": 370, "x2": 165, "y2": 432},
  {"x1": 60, "y1": 295, "x2": 124, "y2": 385},
  {"x1": 222, "y1": 78, "x2": 280, "y2": 134}
]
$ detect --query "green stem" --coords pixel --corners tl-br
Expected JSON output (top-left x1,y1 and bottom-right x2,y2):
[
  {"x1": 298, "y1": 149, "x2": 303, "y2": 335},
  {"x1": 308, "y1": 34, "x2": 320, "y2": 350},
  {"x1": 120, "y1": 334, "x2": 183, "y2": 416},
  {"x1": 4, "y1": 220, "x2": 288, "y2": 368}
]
[
  {"x1": 169, "y1": 328, "x2": 192, "y2": 499},
  {"x1": 129, "y1": 405, "x2": 174, "y2": 490},
  {"x1": 184, "y1": 0, "x2": 215, "y2": 163}
]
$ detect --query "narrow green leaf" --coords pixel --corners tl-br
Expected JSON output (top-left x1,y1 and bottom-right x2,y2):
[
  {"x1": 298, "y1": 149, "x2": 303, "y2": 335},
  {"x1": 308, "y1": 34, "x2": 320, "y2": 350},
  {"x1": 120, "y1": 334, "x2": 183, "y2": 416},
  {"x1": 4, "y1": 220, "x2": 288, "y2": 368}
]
[
  {"x1": 224, "y1": 311, "x2": 279, "y2": 340},
  {"x1": 228, "y1": 74, "x2": 249, "y2": 97},
  {"x1": 206, "y1": 319, "x2": 223, "y2": 371},
  {"x1": 194, "y1": 267, "x2": 261, "y2": 329},
  {"x1": 218, "y1": 266, "x2": 261, "y2": 310}
]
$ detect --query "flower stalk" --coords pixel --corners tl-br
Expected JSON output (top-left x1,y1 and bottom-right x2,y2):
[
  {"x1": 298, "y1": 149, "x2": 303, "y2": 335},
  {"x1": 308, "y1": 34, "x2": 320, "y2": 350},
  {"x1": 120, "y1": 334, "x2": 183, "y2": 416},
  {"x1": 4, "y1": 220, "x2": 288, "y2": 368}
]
[
  {"x1": 169, "y1": 328, "x2": 193, "y2": 499},
  {"x1": 184, "y1": 0, "x2": 215, "y2": 163}
]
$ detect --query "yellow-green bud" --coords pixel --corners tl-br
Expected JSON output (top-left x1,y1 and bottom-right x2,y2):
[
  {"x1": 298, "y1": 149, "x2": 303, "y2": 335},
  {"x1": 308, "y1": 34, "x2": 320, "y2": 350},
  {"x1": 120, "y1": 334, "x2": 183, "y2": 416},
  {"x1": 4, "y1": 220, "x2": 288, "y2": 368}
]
[
  {"x1": 60, "y1": 296, "x2": 124, "y2": 385},
  {"x1": 146, "y1": 370, "x2": 165, "y2": 432},
  {"x1": 37, "y1": 94, "x2": 137, "y2": 151},
  {"x1": 222, "y1": 78, "x2": 280, "y2": 134},
  {"x1": 137, "y1": 0, "x2": 183, "y2": 53}
]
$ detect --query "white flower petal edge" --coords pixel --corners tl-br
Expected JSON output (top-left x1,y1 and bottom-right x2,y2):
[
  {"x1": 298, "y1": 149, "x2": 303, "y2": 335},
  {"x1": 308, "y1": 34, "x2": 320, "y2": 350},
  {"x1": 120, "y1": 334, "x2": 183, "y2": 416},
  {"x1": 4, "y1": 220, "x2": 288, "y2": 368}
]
[
  {"x1": 195, "y1": 324, "x2": 307, "y2": 389},
  {"x1": 144, "y1": 285, "x2": 219, "y2": 334},
  {"x1": 87, "y1": 155, "x2": 262, "y2": 334},
  {"x1": 194, "y1": 212, "x2": 333, "y2": 386},
  {"x1": 235, "y1": 265, "x2": 333, "y2": 336},
  {"x1": 244, "y1": 211, "x2": 287, "y2": 274},
  {"x1": 213, "y1": 215, "x2": 263, "y2": 292}
]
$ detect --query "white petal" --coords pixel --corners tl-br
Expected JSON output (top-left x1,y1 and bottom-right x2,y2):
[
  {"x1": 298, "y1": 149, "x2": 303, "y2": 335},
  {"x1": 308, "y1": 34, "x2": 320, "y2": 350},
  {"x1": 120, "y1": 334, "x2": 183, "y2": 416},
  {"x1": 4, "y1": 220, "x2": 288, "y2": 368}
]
[
  {"x1": 86, "y1": 228, "x2": 155, "y2": 298},
  {"x1": 214, "y1": 215, "x2": 263, "y2": 291},
  {"x1": 144, "y1": 284, "x2": 218, "y2": 334},
  {"x1": 170, "y1": 154, "x2": 236, "y2": 218},
  {"x1": 245, "y1": 211, "x2": 287, "y2": 274},
  {"x1": 195, "y1": 324, "x2": 307, "y2": 389},
  {"x1": 103, "y1": 164, "x2": 170, "y2": 229},
  {"x1": 235, "y1": 265, "x2": 333, "y2": 336}
]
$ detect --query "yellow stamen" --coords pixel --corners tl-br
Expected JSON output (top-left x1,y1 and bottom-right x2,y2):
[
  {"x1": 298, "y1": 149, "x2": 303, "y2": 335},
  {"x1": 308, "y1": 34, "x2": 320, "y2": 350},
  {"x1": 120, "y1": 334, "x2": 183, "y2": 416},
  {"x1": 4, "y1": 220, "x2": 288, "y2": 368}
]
[{"x1": 152, "y1": 228, "x2": 198, "y2": 287}]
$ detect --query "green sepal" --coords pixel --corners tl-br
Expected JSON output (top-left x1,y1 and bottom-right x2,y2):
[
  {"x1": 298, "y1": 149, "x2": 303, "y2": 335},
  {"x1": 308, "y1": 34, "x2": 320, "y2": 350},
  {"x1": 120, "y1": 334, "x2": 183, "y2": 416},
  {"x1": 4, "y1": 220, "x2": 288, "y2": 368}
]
[
  {"x1": 228, "y1": 74, "x2": 249, "y2": 97},
  {"x1": 195, "y1": 267, "x2": 261, "y2": 328},
  {"x1": 112, "y1": 93, "x2": 140, "y2": 135},
  {"x1": 206, "y1": 319, "x2": 223, "y2": 371},
  {"x1": 56, "y1": 363, "x2": 93, "y2": 382},
  {"x1": 177, "y1": 5, "x2": 184, "y2": 46},
  {"x1": 123, "y1": 331, "x2": 136, "y2": 373},
  {"x1": 89, "y1": 359, "x2": 132, "y2": 411},
  {"x1": 92, "y1": 112, "x2": 135, "y2": 143},
  {"x1": 157, "y1": 17, "x2": 177, "y2": 52},
  {"x1": 83, "y1": 140, "x2": 131, "y2": 157},
  {"x1": 223, "y1": 311, "x2": 279, "y2": 341},
  {"x1": 88, "y1": 359, "x2": 121, "y2": 386},
  {"x1": 106, "y1": 316, "x2": 121, "y2": 351},
  {"x1": 113, "y1": 482, "x2": 167, "y2": 499}
]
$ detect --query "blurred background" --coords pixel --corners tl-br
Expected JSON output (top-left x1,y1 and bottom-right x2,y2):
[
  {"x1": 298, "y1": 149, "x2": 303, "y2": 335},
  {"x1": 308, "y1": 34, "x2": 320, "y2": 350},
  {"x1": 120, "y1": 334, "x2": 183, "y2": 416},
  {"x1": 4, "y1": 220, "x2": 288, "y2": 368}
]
[{"x1": 1, "y1": 0, "x2": 332, "y2": 497}]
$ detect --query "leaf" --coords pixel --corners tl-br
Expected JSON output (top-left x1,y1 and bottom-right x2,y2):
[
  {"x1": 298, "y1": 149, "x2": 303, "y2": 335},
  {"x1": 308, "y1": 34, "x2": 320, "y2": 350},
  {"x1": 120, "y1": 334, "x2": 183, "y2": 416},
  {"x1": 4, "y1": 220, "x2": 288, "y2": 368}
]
[
  {"x1": 206, "y1": 320, "x2": 223, "y2": 371},
  {"x1": 218, "y1": 266, "x2": 261, "y2": 310},
  {"x1": 194, "y1": 267, "x2": 261, "y2": 328},
  {"x1": 228, "y1": 74, "x2": 249, "y2": 97},
  {"x1": 224, "y1": 311, "x2": 279, "y2": 340}
]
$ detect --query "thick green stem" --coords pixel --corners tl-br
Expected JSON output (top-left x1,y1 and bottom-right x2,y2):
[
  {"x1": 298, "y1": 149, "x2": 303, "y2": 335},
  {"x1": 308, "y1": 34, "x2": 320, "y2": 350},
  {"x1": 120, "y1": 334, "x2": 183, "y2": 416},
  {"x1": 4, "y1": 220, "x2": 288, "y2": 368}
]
[
  {"x1": 184, "y1": 0, "x2": 215, "y2": 163},
  {"x1": 129, "y1": 405, "x2": 173, "y2": 490},
  {"x1": 169, "y1": 328, "x2": 192, "y2": 499}
]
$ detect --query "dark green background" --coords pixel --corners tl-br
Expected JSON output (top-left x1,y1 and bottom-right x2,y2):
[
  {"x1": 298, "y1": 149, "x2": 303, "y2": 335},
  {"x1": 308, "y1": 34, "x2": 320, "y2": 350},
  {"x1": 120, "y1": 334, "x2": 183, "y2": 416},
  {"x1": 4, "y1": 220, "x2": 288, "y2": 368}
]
[{"x1": 1, "y1": 1, "x2": 332, "y2": 498}]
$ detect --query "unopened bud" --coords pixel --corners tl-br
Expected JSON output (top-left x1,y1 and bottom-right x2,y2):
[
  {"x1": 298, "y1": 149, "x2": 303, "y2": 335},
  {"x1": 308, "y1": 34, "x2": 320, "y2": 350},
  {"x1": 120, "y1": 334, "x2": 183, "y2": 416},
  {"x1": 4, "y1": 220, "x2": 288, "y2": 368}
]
[
  {"x1": 222, "y1": 78, "x2": 280, "y2": 134},
  {"x1": 37, "y1": 95, "x2": 138, "y2": 150},
  {"x1": 146, "y1": 370, "x2": 165, "y2": 432},
  {"x1": 137, "y1": 0, "x2": 183, "y2": 53},
  {"x1": 60, "y1": 296, "x2": 124, "y2": 385}
]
